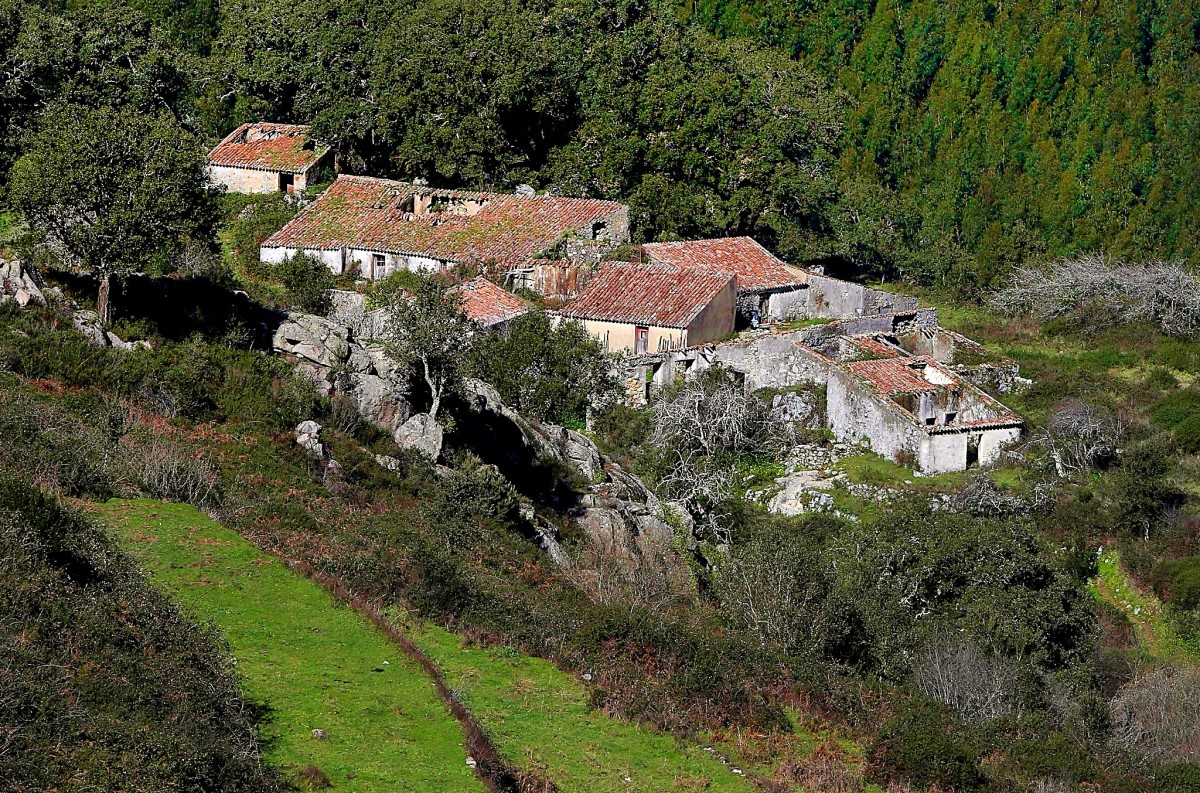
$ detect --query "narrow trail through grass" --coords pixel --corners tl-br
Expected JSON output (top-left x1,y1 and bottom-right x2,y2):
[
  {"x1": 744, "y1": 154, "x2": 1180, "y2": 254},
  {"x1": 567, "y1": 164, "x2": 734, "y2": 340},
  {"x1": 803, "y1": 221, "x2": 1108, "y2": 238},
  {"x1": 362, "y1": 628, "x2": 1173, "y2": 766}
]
[
  {"x1": 96, "y1": 499, "x2": 482, "y2": 793},
  {"x1": 408, "y1": 623, "x2": 758, "y2": 793},
  {"x1": 1092, "y1": 550, "x2": 1200, "y2": 666}
]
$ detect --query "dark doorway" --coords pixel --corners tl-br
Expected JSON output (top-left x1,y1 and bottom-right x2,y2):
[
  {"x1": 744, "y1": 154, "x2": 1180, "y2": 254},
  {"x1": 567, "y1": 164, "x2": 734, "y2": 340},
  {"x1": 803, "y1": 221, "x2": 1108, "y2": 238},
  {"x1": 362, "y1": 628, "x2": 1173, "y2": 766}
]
[
  {"x1": 279, "y1": 172, "x2": 295, "y2": 193},
  {"x1": 966, "y1": 433, "x2": 981, "y2": 469}
]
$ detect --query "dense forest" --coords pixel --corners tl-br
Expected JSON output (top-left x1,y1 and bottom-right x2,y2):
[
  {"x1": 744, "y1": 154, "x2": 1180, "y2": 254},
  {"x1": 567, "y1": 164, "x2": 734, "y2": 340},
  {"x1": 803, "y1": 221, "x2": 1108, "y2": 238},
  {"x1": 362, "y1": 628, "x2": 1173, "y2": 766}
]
[{"x1": 2, "y1": 0, "x2": 1197, "y2": 292}]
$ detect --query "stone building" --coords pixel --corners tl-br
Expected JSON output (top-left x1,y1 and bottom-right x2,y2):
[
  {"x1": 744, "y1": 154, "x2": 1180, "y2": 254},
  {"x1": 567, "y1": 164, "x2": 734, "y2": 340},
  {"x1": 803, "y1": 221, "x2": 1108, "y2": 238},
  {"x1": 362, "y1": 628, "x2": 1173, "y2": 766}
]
[
  {"x1": 617, "y1": 304, "x2": 1024, "y2": 473},
  {"x1": 260, "y1": 175, "x2": 630, "y2": 279},
  {"x1": 206, "y1": 123, "x2": 332, "y2": 194},
  {"x1": 561, "y1": 263, "x2": 736, "y2": 354},
  {"x1": 826, "y1": 354, "x2": 1022, "y2": 474}
]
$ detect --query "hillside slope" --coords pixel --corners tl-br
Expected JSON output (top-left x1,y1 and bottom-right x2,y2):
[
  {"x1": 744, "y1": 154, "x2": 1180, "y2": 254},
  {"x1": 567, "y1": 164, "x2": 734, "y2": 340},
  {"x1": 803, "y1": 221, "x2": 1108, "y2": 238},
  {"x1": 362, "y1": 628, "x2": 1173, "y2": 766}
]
[{"x1": 98, "y1": 499, "x2": 482, "y2": 792}]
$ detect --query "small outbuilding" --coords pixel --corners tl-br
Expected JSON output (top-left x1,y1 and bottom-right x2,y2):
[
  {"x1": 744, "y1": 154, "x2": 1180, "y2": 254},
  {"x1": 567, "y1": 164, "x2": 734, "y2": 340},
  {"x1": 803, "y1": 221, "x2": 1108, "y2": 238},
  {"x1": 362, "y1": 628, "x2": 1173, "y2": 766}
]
[
  {"x1": 561, "y1": 263, "x2": 736, "y2": 354},
  {"x1": 641, "y1": 237, "x2": 807, "y2": 324},
  {"x1": 455, "y1": 278, "x2": 531, "y2": 332},
  {"x1": 826, "y1": 354, "x2": 1023, "y2": 474},
  {"x1": 206, "y1": 123, "x2": 332, "y2": 194}
]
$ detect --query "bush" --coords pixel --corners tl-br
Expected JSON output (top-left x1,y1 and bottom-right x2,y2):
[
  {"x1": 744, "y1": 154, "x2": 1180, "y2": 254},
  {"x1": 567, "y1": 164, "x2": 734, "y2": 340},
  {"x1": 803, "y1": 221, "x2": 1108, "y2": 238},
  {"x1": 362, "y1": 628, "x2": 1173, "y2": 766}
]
[
  {"x1": 223, "y1": 193, "x2": 297, "y2": 276},
  {"x1": 1172, "y1": 414, "x2": 1200, "y2": 455},
  {"x1": 1111, "y1": 666, "x2": 1200, "y2": 763},
  {"x1": 277, "y1": 253, "x2": 335, "y2": 314},
  {"x1": 469, "y1": 310, "x2": 618, "y2": 427},
  {"x1": 125, "y1": 439, "x2": 222, "y2": 509},
  {"x1": 0, "y1": 476, "x2": 281, "y2": 790},
  {"x1": 1152, "y1": 557, "x2": 1200, "y2": 611},
  {"x1": 1150, "y1": 389, "x2": 1200, "y2": 430},
  {"x1": 867, "y1": 699, "x2": 986, "y2": 791},
  {"x1": 1145, "y1": 367, "x2": 1181, "y2": 390}
]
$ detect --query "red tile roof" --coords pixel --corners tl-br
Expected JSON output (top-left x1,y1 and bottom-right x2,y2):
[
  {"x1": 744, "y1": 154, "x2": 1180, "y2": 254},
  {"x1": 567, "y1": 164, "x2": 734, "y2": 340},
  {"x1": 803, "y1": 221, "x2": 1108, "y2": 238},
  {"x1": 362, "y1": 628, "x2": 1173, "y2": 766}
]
[
  {"x1": 207, "y1": 122, "x2": 330, "y2": 173},
  {"x1": 263, "y1": 176, "x2": 626, "y2": 268},
  {"x1": 561, "y1": 263, "x2": 734, "y2": 329},
  {"x1": 848, "y1": 357, "x2": 942, "y2": 394},
  {"x1": 456, "y1": 278, "x2": 530, "y2": 326},
  {"x1": 641, "y1": 237, "x2": 805, "y2": 293}
]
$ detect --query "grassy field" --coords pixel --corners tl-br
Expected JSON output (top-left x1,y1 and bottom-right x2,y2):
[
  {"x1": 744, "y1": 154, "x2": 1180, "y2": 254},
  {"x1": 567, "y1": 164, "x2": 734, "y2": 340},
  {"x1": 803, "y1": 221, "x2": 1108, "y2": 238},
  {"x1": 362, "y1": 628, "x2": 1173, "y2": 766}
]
[
  {"x1": 407, "y1": 622, "x2": 759, "y2": 793},
  {"x1": 96, "y1": 499, "x2": 482, "y2": 792}
]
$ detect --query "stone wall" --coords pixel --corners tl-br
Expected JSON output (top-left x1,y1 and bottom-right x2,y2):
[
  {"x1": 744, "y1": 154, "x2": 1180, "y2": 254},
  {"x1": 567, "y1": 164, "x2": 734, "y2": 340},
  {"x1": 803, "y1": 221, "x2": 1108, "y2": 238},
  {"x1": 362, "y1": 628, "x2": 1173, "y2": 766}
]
[
  {"x1": 207, "y1": 165, "x2": 283, "y2": 194},
  {"x1": 506, "y1": 261, "x2": 597, "y2": 300},
  {"x1": 798, "y1": 273, "x2": 920, "y2": 320},
  {"x1": 826, "y1": 364, "x2": 923, "y2": 464},
  {"x1": 709, "y1": 333, "x2": 832, "y2": 391}
]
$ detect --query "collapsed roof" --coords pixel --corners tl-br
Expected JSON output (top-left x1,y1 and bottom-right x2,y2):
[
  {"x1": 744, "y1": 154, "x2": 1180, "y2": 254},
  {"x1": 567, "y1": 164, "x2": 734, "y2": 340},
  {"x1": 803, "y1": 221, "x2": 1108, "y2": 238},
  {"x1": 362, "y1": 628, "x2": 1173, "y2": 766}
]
[{"x1": 207, "y1": 123, "x2": 330, "y2": 174}]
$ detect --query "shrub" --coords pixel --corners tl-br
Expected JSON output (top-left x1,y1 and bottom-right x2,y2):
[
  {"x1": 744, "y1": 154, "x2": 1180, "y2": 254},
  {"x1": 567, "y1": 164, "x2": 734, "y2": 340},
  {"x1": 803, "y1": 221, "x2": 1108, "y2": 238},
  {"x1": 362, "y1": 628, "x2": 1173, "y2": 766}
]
[
  {"x1": 1111, "y1": 666, "x2": 1200, "y2": 763},
  {"x1": 1150, "y1": 389, "x2": 1200, "y2": 430},
  {"x1": 1151, "y1": 557, "x2": 1200, "y2": 610},
  {"x1": 125, "y1": 439, "x2": 222, "y2": 509},
  {"x1": 277, "y1": 253, "x2": 335, "y2": 314},
  {"x1": 469, "y1": 310, "x2": 618, "y2": 426},
  {"x1": 910, "y1": 631, "x2": 1020, "y2": 724},
  {"x1": 223, "y1": 193, "x2": 297, "y2": 276},
  {"x1": 1172, "y1": 414, "x2": 1200, "y2": 455},
  {"x1": 0, "y1": 476, "x2": 281, "y2": 790},
  {"x1": 867, "y1": 700, "x2": 986, "y2": 791},
  {"x1": 1146, "y1": 367, "x2": 1181, "y2": 390}
]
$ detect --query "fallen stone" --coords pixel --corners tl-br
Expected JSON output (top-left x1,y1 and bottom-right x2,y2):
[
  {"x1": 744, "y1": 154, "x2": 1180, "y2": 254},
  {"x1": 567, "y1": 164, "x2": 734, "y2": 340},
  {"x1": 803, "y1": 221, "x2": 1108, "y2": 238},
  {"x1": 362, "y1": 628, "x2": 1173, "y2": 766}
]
[{"x1": 295, "y1": 420, "x2": 326, "y2": 459}]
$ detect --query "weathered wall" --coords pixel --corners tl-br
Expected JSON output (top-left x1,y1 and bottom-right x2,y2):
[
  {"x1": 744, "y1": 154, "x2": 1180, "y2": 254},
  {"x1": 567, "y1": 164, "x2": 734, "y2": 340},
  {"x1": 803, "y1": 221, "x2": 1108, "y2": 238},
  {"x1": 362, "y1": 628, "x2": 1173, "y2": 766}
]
[
  {"x1": 765, "y1": 287, "x2": 806, "y2": 321},
  {"x1": 826, "y1": 365, "x2": 922, "y2": 463},
  {"x1": 687, "y1": 280, "x2": 737, "y2": 347},
  {"x1": 507, "y1": 261, "x2": 597, "y2": 300},
  {"x1": 581, "y1": 319, "x2": 686, "y2": 354},
  {"x1": 711, "y1": 333, "x2": 832, "y2": 391},
  {"x1": 978, "y1": 426, "x2": 1022, "y2": 466},
  {"x1": 919, "y1": 433, "x2": 967, "y2": 474},
  {"x1": 345, "y1": 249, "x2": 445, "y2": 280},
  {"x1": 799, "y1": 274, "x2": 920, "y2": 320},
  {"x1": 261, "y1": 246, "x2": 345, "y2": 274},
  {"x1": 208, "y1": 165, "x2": 281, "y2": 194}
]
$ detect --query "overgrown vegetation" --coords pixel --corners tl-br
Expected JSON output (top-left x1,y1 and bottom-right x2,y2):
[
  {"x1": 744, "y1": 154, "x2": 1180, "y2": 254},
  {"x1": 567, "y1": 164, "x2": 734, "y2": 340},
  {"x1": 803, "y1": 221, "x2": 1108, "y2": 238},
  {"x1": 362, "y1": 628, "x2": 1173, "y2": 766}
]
[{"x1": 0, "y1": 479, "x2": 280, "y2": 791}]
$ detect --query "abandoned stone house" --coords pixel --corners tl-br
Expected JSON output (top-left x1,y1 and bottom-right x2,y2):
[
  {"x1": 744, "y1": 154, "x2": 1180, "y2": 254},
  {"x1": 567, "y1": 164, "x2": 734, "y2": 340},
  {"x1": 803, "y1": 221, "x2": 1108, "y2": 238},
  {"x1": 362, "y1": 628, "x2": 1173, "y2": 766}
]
[
  {"x1": 617, "y1": 300, "x2": 1024, "y2": 473},
  {"x1": 206, "y1": 123, "x2": 332, "y2": 194},
  {"x1": 260, "y1": 175, "x2": 630, "y2": 279},
  {"x1": 560, "y1": 263, "x2": 737, "y2": 354},
  {"x1": 827, "y1": 354, "x2": 1023, "y2": 474},
  {"x1": 455, "y1": 277, "x2": 530, "y2": 332},
  {"x1": 640, "y1": 237, "x2": 808, "y2": 324}
]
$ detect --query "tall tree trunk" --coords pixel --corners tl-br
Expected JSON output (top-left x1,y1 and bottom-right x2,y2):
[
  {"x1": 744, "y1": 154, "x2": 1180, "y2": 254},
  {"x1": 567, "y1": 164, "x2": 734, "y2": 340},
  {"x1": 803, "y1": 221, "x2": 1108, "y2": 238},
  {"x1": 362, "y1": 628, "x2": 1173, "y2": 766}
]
[{"x1": 97, "y1": 272, "x2": 113, "y2": 326}]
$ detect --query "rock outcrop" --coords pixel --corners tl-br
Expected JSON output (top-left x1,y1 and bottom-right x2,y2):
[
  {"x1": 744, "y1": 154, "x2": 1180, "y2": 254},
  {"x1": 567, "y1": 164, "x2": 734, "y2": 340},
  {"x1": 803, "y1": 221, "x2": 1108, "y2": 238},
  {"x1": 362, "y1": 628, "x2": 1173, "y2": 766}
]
[
  {"x1": 271, "y1": 310, "x2": 412, "y2": 434},
  {"x1": 295, "y1": 420, "x2": 326, "y2": 459},
  {"x1": 0, "y1": 260, "x2": 45, "y2": 308},
  {"x1": 460, "y1": 378, "x2": 692, "y2": 571}
]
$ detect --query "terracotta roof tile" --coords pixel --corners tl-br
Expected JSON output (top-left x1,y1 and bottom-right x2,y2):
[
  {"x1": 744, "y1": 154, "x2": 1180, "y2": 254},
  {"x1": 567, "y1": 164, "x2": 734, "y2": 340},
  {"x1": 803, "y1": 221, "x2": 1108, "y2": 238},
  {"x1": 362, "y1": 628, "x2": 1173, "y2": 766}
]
[
  {"x1": 207, "y1": 122, "x2": 330, "y2": 173},
  {"x1": 263, "y1": 176, "x2": 625, "y2": 268},
  {"x1": 641, "y1": 237, "x2": 805, "y2": 292},
  {"x1": 561, "y1": 263, "x2": 734, "y2": 328},
  {"x1": 848, "y1": 356, "x2": 942, "y2": 395},
  {"x1": 456, "y1": 278, "x2": 530, "y2": 326}
]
